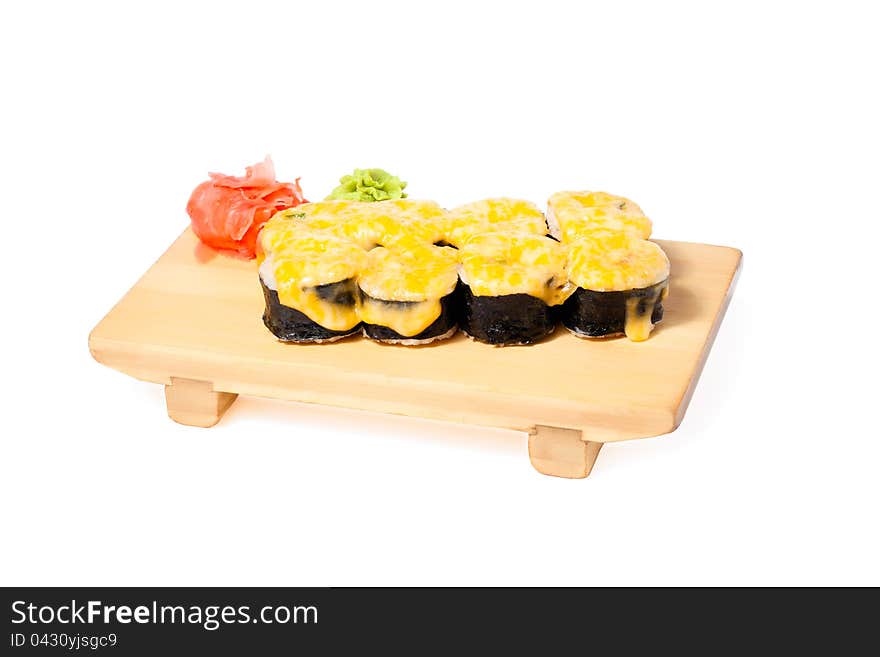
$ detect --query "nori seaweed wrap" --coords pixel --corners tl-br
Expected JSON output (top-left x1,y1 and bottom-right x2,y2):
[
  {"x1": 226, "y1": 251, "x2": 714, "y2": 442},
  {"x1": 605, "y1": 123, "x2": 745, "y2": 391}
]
[
  {"x1": 561, "y1": 229, "x2": 670, "y2": 342},
  {"x1": 458, "y1": 233, "x2": 572, "y2": 346},
  {"x1": 561, "y1": 282, "x2": 668, "y2": 340},
  {"x1": 458, "y1": 285, "x2": 557, "y2": 345},
  {"x1": 261, "y1": 278, "x2": 361, "y2": 343}
]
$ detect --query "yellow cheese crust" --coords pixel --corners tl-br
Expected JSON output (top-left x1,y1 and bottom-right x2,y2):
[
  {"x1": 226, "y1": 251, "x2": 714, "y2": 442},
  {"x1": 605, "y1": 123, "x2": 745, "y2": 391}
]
[
  {"x1": 291, "y1": 199, "x2": 446, "y2": 249},
  {"x1": 375, "y1": 199, "x2": 446, "y2": 221},
  {"x1": 283, "y1": 200, "x2": 361, "y2": 225},
  {"x1": 443, "y1": 198, "x2": 547, "y2": 247},
  {"x1": 359, "y1": 296, "x2": 443, "y2": 337},
  {"x1": 547, "y1": 190, "x2": 652, "y2": 241},
  {"x1": 566, "y1": 229, "x2": 670, "y2": 292},
  {"x1": 358, "y1": 245, "x2": 458, "y2": 302},
  {"x1": 552, "y1": 191, "x2": 644, "y2": 215},
  {"x1": 338, "y1": 213, "x2": 443, "y2": 250},
  {"x1": 459, "y1": 232, "x2": 572, "y2": 304}
]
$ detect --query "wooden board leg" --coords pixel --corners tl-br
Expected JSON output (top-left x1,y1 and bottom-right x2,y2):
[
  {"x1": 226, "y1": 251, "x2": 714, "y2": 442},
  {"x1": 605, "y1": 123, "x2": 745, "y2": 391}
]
[
  {"x1": 164, "y1": 377, "x2": 238, "y2": 428},
  {"x1": 528, "y1": 425, "x2": 603, "y2": 479}
]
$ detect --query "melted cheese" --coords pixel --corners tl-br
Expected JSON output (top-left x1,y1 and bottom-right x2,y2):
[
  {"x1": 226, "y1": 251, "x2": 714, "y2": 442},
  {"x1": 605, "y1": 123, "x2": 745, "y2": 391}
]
[
  {"x1": 459, "y1": 233, "x2": 572, "y2": 304},
  {"x1": 388, "y1": 200, "x2": 447, "y2": 244},
  {"x1": 624, "y1": 283, "x2": 667, "y2": 342},
  {"x1": 547, "y1": 190, "x2": 652, "y2": 241},
  {"x1": 284, "y1": 200, "x2": 362, "y2": 225},
  {"x1": 566, "y1": 229, "x2": 670, "y2": 292},
  {"x1": 443, "y1": 198, "x2": 547, "y2": 247},
  {"x1": 375, "y1": 198, "x2": 446, "y2": 220},
  {"x1": 276, "y1": 200, "x2": 446, "y2": 235},
  {"x1": 359, "y1": 245, "x2": 459, "y2": 302},
  {"x1": 276, "y1": 277, "x2": 361, "y2": 332},
  {"x1": 359, "y1": 297, "x2": 443, "y2": 337},
  {"x1": 551, "y1": 191, "x2": 644, "y2": 214},
  {"x1": 297, "y1": 200, "x2": 364, "y2": 216},
  {"x1": 449, "y1": 198, "x2": 545, "y2": 224},
  {"x1": 339, "y1": 213, "x2": 445, "y2": 250}
]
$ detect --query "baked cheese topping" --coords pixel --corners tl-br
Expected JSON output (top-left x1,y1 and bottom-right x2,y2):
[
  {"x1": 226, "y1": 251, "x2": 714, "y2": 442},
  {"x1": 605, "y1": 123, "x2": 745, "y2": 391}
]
[
  {"x1": 260, "y1": 205, "x2": 351, "y2": 243},
  {"x1": 566, "y1": 229, "x2": 669, "y2": 292},
  {"x1": 550, "y1": 191, "x2": 644, "y2": 215},
  {"x1": 287, "y1": 200, "x2": 362, "y2": 222},
  {"x1": 376, "y1": 199, "x2": 447, "y2": 245},
  {"x1": 287, "y1": 200, "x2": 445, "y2": 249},
  {"x1": 459, "y1": 233, "x2": 573, "y2": 304},
  {"x1": 443, "y1": 198, "x2": 547, "y2": 247},
  {"x1": 338, "y1": 212, "x2": 445, "y2": 250},
  {"x1": 547, "y1": 190, "x2": 652, "y2": 241},
  {"x1": 358, "y1": 245, "x2": 459, "y2": 302},
  {"x1": 375, "y1": 199, "x2": 445, "y2": 220},
  {"x1": 449, "y1": 197, "x2": 544, "y2": 223},
  {"x1": 268, "y1": 233, "x2": 366, "y2": 287},
  {"x1": 278, "y1": 200, "x2": 445, "y2": 233}
]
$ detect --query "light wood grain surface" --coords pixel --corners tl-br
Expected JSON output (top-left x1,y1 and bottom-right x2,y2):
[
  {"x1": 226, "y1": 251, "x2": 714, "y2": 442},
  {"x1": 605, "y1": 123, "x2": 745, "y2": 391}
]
[{"x1": 90, "y1": 229, "x2": 741, "y2": 444}]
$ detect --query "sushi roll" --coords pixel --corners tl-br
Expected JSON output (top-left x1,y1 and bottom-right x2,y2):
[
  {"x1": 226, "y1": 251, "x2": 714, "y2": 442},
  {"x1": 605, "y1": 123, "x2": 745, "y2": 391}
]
[
  {"x1": 561, "y1": 229, "x2": 670, "y2": 342},
  {"x1": 357, "y1": 244, "x2": 459, "y2": 345},
  {"x1": 547, "y1": 191, "x2": 652, "y2": 242},
  {"x1": 442, "y1": 198, "x2": 548, "y2": 248},
  {"x1": 458, "y1": 233, "x2": 572, "y2": 345},
  {"x1": 258, "y1": 220, "x2": 367, "y2": 343}
]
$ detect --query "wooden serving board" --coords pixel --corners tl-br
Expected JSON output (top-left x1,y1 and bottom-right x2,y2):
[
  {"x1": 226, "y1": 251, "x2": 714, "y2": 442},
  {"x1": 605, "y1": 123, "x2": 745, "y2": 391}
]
[{"x1": 89, "y1": 228, "x2": 741, "y2": 478}]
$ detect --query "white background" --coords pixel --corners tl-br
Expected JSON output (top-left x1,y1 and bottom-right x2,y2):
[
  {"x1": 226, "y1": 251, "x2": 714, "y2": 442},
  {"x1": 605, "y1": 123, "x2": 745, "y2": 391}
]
[{"x1": 1, "y1": 1, "x2": 878, "y2": 586}]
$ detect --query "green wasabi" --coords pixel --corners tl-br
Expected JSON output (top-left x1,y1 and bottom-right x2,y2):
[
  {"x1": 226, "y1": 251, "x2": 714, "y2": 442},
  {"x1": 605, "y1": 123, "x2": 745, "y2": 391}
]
[{"x1": 326, "y1": 168, "x2": 407, "y2": 202}]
